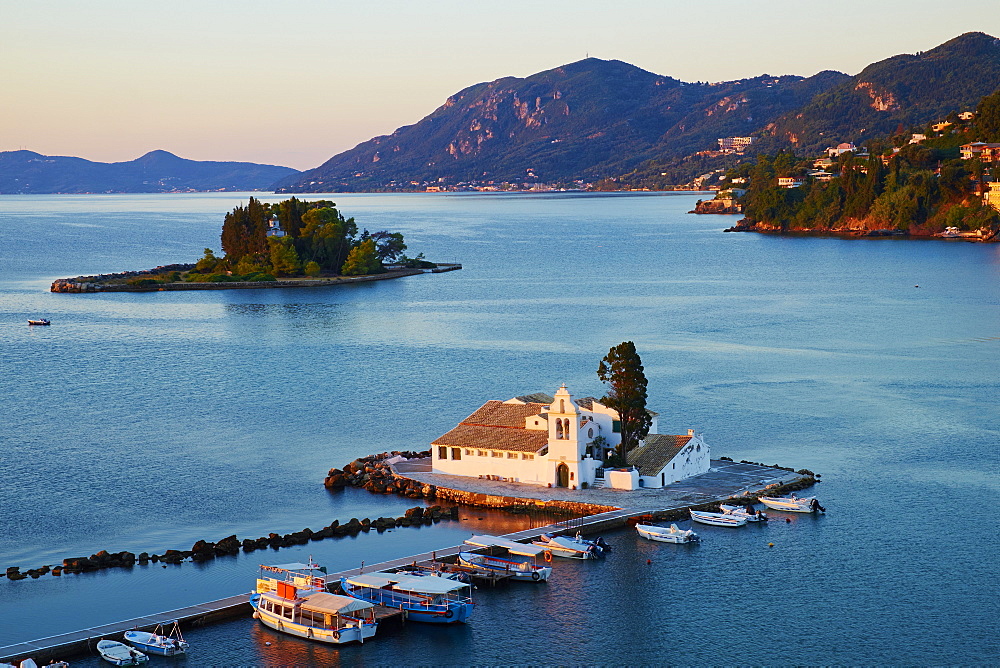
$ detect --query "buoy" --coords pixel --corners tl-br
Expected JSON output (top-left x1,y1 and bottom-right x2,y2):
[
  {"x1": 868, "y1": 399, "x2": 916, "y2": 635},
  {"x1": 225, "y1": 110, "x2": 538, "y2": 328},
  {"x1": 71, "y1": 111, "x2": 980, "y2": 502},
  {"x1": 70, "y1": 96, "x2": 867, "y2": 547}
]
[
  {"x1": 768, "y1": 543, "x2": 774, "y2": 547},
  {"x1": 646, "y1": 559, "x2": 651, "y2": 565},
  {"x1": 265, "y1": 641, "x2": 271, "y2": 646},
  {"x1": 785, "y1": 518, "x2": 791, "y2": 523}
]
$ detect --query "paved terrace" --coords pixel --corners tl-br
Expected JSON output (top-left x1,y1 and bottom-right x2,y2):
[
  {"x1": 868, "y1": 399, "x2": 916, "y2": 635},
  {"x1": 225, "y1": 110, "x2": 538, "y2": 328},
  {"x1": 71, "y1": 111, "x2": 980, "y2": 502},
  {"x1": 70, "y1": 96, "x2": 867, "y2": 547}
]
[
  {"x1": 392, "y1": 458, "x2": 799, "y2": 511},
  {"x1": 1, "y1": 460, "x2": 802, "y2": 664}
]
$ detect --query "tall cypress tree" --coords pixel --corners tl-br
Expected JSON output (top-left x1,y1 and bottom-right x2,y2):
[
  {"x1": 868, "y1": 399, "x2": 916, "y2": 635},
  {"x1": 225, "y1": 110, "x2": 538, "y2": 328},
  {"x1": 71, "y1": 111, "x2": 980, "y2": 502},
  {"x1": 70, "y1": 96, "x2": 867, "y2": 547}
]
[{"x1": 597, "y1": 341, "x2": 652, "y2": 462}]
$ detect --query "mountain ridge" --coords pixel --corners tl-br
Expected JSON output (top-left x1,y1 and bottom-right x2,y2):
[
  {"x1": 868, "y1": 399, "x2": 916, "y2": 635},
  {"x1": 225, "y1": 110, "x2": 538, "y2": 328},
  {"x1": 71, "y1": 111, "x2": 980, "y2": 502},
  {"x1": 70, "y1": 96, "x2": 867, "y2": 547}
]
[
  {"x1": 281, "y1": 32, "x2": 1000, "y2": 191},
  {"x1": 0, "y1": 149, "x2": 299, "y2": 194}
]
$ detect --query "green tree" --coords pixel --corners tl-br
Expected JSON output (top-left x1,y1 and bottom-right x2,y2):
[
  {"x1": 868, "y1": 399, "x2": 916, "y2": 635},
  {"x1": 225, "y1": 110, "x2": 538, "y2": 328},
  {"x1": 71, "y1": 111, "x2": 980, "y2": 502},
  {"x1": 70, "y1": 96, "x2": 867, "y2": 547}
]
[
  {"x1": 341, "y1": 238, "x2": 383, "y2": 276},
  {"x1": 597, "y1": 341, "x2": 652, "y2": 462},
  {"x1": 304, "y1": 261, "x2": 321, "y2": 277},
  {"x1": 268, "y1": 236, "x2": 301, "y2": 276},
  {"x1": 195, "y1": 248, "x2": 219, "y2": 273},
  {"x1": 220, "y1": 197, "x2": 269, "y2": 264}
]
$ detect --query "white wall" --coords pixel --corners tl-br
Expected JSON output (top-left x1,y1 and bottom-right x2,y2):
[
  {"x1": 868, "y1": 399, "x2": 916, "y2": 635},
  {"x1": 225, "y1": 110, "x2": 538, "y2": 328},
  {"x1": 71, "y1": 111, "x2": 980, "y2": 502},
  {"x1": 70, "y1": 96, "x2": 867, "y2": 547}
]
[{"x1": 432, "y1": 445, "x2": 548, "y2": 485}]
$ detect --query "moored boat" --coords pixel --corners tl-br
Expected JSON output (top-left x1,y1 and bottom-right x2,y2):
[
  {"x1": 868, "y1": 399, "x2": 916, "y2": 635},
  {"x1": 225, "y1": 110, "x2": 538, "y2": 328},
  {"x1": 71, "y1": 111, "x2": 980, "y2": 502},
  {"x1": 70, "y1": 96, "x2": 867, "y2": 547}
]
[
  {"x1": 96, "y1": 639, "x2": 148, "y2": 665},
  {"x1": 690, "y1": 509, "x2": 747, "y2": 527},
  {"x1": 531, "y1": 532, "x2": 605, "y2": 559},
  {"x1": 123, "y1": 621, "x2": 188, "y2": 656},
  {"x1": 27, "y1": 319, "x2": 50, "y2": 326},
  {"x1": 460, "y1": 535, "x2": 553, "y2": 582},
  {"x1": 340, "y1": 571, "x2": 474, "y2": 623},
  {"x1": 758, "y1": 495, "x2": 825, "y2": 513},
  {"x1": 250, "y1": 561, "x2": 378, "y2": 644},
  {"x1": 635, "y1": 523, "x2": 700, "y2": 544},
  {"x1": 720, "y1": 504, "x2": 768, "y2": 522}
]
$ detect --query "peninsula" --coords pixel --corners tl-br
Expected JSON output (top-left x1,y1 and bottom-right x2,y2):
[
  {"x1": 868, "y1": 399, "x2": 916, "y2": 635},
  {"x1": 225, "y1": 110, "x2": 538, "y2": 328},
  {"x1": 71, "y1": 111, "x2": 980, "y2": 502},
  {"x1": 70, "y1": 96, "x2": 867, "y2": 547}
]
[{"x1": 50, "y1": 197, "x2": 459, "y2": 293}]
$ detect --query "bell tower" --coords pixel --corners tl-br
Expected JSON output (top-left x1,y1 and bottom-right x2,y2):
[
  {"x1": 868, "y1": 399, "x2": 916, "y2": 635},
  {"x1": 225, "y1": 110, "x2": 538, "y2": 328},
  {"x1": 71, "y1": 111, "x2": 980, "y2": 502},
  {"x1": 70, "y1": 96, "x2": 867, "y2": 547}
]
[{"x1": 547, "y1": 384, "x2": 582, "y2": 486}]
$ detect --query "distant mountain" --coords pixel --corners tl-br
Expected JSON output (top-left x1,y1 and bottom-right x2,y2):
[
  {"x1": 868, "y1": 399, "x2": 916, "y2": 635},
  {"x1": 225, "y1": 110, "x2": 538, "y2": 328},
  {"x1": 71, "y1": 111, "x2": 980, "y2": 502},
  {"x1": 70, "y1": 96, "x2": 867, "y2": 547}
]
[
  {"x1": 757, "y1": 32, "x2": 1000, "y2": 154},
  {"x1": 277, "y1": 60, "x2": 847, "y2": 191},
  {"x1": 0, "y1": 150, "x2": 299, "y2": 194}
]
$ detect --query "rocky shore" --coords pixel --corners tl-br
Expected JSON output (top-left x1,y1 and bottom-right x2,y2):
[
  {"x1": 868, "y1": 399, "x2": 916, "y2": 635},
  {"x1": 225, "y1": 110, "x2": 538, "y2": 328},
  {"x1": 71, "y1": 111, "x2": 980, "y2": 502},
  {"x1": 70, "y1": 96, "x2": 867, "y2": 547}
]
[
  {"x1": 724, "y1": 219, "x2": 998, "y2": 241},
  {"x1": 690, "y1": 198, "x2": 742, "y2": 214}
]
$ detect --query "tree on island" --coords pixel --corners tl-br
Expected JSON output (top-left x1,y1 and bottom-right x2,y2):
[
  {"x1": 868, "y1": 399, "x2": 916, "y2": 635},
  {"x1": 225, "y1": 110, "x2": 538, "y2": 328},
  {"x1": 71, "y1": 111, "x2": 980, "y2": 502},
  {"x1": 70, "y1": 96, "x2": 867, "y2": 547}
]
[
  {"x1": 341, "y1": 238, "x2": 384, "y2": 276},
  {"x1": 195, "y1": 198, "x2": 412, "y2": 282},
  {"x1": 597, "y1": 341, "x2": 652, "y2": 463}
]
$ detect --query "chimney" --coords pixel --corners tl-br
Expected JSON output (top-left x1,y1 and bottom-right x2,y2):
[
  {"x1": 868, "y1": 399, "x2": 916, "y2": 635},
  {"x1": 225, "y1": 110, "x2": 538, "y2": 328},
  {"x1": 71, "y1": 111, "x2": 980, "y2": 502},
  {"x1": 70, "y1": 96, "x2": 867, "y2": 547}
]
[{"x1": 688, "y1": 429, "x2": 695, "y2": 436}]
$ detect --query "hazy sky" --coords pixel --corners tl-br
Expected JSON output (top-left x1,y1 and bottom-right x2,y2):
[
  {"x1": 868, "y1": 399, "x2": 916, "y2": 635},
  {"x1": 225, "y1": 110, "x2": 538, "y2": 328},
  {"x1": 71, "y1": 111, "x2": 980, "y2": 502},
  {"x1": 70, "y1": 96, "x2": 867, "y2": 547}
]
[{"x1": 4, "y1": 1, "x2": 1000, "y2": 170}]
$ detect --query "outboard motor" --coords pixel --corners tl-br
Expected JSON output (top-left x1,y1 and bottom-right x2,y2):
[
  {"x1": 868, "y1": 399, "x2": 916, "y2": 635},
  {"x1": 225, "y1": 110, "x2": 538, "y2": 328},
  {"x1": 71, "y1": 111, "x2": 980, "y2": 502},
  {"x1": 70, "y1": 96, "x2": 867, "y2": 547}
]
[
  {"x1": 594, "y1": 536, "x2": 610, "y2": 552},
  {"x1": 811, "y1": 499, "x2": 826, "y2": 513}
]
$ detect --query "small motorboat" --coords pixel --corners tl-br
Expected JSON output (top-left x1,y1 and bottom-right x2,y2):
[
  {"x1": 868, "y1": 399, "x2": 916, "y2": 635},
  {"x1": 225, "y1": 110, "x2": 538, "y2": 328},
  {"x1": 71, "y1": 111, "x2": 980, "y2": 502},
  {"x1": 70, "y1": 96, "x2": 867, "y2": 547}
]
[
  {"x1": 27, "y1": 319, "x2": 50, "y2": 326},
  {"x1": 460, "y1": 535, "x2": 553, "y2": 582},
  {"x1": 531, "y1": 532, "x2": 605, "y2": 559},
  {"x1": 123, "y1": 621, "x2": 188, "y2": 656},
  {"x1": 96, "y1": 639, "x2": 148, "y2": 665},
  {"x1": 690, "y1": 509, "x2": 747, "y2": 527},
  {"x1": 635, "y1": 523, "x2": 700, "y2": 544},
  {"x1": 720, "y1": 504, "x2": 768, "y2": 522},
  {"x1": 758, "y1": 495, "x2": 825, "y2": 513}
]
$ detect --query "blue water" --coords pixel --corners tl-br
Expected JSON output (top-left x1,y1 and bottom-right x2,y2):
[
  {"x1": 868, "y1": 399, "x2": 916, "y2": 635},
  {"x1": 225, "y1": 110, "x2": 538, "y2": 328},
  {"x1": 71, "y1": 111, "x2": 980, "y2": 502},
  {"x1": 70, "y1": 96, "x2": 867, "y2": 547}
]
[{"x1": 1, "y1": 192, "x2": 998, "y2": 664}]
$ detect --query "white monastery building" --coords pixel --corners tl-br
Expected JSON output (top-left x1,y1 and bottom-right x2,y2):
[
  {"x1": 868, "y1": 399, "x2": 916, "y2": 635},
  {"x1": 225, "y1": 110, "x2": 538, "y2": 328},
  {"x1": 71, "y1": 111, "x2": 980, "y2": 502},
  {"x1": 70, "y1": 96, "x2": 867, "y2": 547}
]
[{"x1": 431, "y1": 385, "x2": 710, "y2": 490}]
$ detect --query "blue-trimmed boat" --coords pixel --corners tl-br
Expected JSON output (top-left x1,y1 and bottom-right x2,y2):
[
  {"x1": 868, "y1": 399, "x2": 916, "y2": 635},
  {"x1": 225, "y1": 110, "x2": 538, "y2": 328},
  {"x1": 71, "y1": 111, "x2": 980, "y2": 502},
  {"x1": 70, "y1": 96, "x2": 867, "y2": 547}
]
[{"x1": 340, "y1": 571, "x2": 474, "y2": 623}]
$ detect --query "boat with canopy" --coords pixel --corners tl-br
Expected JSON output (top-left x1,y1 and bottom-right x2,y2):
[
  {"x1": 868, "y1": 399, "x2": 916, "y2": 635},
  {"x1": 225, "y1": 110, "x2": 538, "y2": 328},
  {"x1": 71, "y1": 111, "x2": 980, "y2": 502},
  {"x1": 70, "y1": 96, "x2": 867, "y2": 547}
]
[
  {"x1": 250, "y1": 561, "x2": 378, "y2": 644},
  {"x1": 459, "y1": 535, "x2": 553, "y2": 582},
  {"x1": 340, "y1": 571, "x2": 474, "y2": 623}
]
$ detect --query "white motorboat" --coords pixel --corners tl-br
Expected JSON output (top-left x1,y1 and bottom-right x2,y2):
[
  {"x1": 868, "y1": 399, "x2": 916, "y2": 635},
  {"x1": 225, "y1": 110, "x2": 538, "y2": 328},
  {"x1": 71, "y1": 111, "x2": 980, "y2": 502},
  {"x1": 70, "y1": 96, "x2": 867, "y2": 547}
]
[
  {"x1": 690, "y1": 509, "x2": 747, "y2": 527},
  {"x1": 97, "y1": 639, "x2": 148, "y2": 665},
  {"x1": 250, "y1": 560, "x2": 378, "y2": 644},
  {"x1": 720, "y1": 504, "x2": 768, "y2": 522},
  {"x1": 27, "y1": 319, "x2": 50, "y2": 326},
  {"x1": 939, "y1": 226, "x2": 961, "y2": 238},
  {"x1": 460, "y1": 535, "x2": 553, "y2": 582},
  {"x1": 340, "y1": 571, "x2": 474, "y2": 623},
  {"x1": 531, "y1": 532, "x2": 605, "y2": 559},
  {"x1": 635, "y1": 523, "x2": 700, "y2": 544},
  {"x1": 758, "y1": 495, "x2": 825, "y2": 513},
  {"x1": 123, "y1": 621, "x2": 188, "y2": 656}
]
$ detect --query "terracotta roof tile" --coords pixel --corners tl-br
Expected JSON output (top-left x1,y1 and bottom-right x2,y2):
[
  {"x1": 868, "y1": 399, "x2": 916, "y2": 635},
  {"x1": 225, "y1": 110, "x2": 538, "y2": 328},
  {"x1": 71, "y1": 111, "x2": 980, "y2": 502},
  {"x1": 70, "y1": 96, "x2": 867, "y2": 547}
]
[
  {"x1": 432, "y1": 424, "x2": 548, "y2": 453},
  {"x1": 627, "y1": 434, "x2": 692, "y2": 477},
  {"x1": 462, "y1": 400, "x2": 546, "y2": 428}
]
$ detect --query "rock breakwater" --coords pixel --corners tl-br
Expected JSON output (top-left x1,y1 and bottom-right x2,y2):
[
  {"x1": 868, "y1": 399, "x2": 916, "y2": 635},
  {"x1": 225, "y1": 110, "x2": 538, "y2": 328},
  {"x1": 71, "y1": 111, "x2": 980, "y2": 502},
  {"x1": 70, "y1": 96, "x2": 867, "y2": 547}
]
[{"x1": 2, "y1": 504, "x2": 458, "y2": 582}]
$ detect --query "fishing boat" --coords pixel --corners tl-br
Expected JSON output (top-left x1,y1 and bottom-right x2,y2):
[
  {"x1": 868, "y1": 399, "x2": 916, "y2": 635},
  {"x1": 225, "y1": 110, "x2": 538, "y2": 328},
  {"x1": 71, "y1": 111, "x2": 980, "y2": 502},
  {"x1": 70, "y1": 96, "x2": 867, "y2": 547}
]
[
  {"x1": 123, "y1": 621, "x2": 188, "y2": 656},
  {"x1": 340, "y1": 571, "x2": 474, "y2": 623},
  {"x1": 96, "y1": 639, "x2": 148, "y2": 665},
  {"x1": 758, "y1": 495, "x2": 825, "y2": 513},
  {"x1": 459, "y1": 535, "x2": 553, "y2": 582},
  {"x1": 690, "y1": 509, "x2": 747, "y2": 527},
  {"x1": 250, "y1": 561, "x2": 378, "y2": 644},
  {"x1": 635, "y1": 523, "x2": 700, "y2": 544},
  {"x1": 531, "y1": 532, "x2": 605, "y2": 559},
  {"x1": 720, "y1": 504, "x2": 768, "y2": 522},
  {"x1": 27, "y1": 319, "x2": 50, "y2": 326}
]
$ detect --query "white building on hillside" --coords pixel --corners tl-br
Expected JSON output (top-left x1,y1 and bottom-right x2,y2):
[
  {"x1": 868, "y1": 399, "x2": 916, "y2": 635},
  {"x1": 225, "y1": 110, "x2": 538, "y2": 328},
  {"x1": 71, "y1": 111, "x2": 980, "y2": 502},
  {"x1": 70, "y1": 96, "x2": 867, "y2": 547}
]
[{"x1": 431, "y1": 385, "x2": 710, "y2": 490}]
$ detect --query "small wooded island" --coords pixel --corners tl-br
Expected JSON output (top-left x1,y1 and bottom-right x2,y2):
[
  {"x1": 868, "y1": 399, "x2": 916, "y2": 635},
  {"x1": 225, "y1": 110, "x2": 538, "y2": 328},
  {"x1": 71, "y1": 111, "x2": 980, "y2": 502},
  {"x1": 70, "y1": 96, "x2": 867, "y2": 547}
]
[{"x1": 52, "y1": 197, "x2": 459, "y2": 292}]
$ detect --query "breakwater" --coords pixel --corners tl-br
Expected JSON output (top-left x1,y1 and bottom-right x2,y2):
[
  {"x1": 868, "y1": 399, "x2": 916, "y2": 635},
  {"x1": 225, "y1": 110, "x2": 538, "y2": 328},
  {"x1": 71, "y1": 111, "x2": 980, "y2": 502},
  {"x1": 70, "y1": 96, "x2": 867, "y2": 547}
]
[{"x1": 1, "y1": 505, "x2": 459, "y2": 583}]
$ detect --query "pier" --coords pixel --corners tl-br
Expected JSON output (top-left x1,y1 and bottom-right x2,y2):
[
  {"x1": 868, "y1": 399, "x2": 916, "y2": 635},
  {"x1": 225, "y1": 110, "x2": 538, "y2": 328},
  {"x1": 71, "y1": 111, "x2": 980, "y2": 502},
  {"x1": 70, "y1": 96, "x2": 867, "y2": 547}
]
[{"x1": 0, "y1": 461, "x2": 804, "y2": 664}]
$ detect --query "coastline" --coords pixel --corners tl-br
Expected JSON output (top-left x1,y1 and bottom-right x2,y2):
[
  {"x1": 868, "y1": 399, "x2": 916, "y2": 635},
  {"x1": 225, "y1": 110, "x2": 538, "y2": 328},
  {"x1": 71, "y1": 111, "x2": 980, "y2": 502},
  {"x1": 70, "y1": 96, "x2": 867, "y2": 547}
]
[
  {"x1": 723, "y1": 221, "x2": 997, "y2": 241},
  {"x1": 50, "y1": 264, "x2": 461, "y2": 293}
]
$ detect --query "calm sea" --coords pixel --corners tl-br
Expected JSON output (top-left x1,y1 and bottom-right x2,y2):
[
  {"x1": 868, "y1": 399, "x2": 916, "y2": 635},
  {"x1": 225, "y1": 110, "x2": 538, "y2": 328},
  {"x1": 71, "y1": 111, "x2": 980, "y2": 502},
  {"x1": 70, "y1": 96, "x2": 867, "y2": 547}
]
[{"x1": 0, "y1": 192, "x2": 997, "y2": 665}]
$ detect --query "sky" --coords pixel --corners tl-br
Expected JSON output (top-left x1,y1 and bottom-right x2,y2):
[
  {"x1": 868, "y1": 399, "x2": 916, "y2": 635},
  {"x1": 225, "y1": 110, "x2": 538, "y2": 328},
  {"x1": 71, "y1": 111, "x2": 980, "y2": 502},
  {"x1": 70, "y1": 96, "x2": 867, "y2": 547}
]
[{"x1": 3, "y1": 0, "x2": 1000, "y2": 171}]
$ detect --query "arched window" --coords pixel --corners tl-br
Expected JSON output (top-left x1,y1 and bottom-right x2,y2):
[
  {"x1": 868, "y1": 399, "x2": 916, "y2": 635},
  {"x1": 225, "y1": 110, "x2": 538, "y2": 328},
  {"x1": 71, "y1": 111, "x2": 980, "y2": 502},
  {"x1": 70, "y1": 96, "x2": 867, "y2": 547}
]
[
  {"x1": 588, "y1": 427, "x2": 594, "y2": 438},
  {"x1": 559, "y1": 399, "x2": 565, "y2": 413},
  {"x1": 555, "y1": 419, "x2": 563, "y2": 439},
  {"x1": 563, "y1": 418, "x2": 571, "y2": 438}
]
